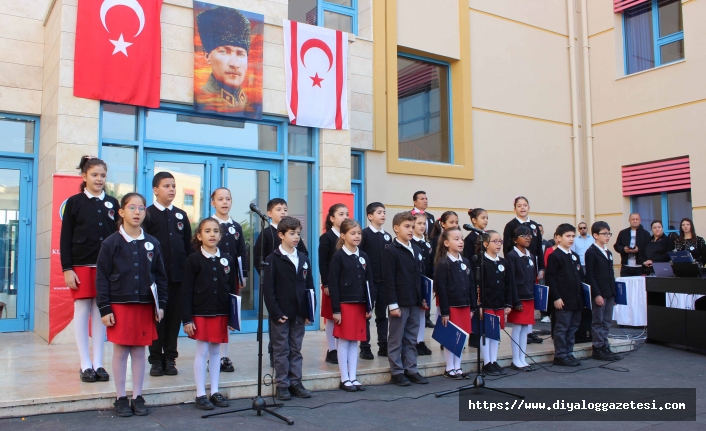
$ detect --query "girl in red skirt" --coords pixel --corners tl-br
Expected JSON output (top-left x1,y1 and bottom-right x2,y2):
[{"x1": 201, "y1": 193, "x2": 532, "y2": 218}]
[
  {"x1": 434, "y1": 227, "x2": 477, "y2": 379},
  {"x1": 96, "y1": 193, "x2": 168, "y2": 417},
  {"x1": 182, "y1": 218, "x2": 238, "y2": 410},
  {"x1": 506, "y1": 226, "x2": 537, "y2": 371},
  {"x1": 328, "y1": 219, "x2": 373, "y2": 392},
  {"x1": 60, "y1": 156, "x2": 120, "y2": 383},
  {"x1": 319, "y1": 203, "x2": 349, "y2": 364}
]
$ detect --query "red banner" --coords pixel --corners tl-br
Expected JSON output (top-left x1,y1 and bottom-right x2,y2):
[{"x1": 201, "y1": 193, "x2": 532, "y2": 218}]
[
  {"x1": 321, "y1": 191, "x2": 355, "y2": 233},
  {"x1": 48, "y1": 175, "x2": 83, "y2": 343}
]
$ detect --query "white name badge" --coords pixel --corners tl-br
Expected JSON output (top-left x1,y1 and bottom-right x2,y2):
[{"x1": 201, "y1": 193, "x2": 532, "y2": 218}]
[
  {"x1": 303, "y1": 261, "x2": 308, "y2": 269},
  {"x1": 572, "y1": 255, "x2": 577, "y2": 261},
  {"x1": 418, "y1": 254, "x2": 423, "y2": 261},
  {"x1": 145, "y1": 242, "x2": 154, "y2": 251},
  {"x1": 220, "y1": 258, "x2": 229, "y2": 266},
  {"x1": 104, "y1": 201, "x2": 113, "y2": 209},
  {"x1": 529, "y1": 260, "x2": 534, "y2": 267},
  {"x1": 359, "y1": 257, "x2": 366, "y2": 265},
  {"x1": 690, "y1": 246, "x2": 695, "y2": 251},
  {"x1": 530, "y1": 224, "x2": 536, "y2": 229},
  {"x1": 175, "y1": 213, "x2": 184, "y2": 220},
  {"x1": 384, "y1": 234, "x2": 390, "y2": 241},
  {"x1": 426, "y1": 242, "x2": 431, "y2": 249},
  {"x1": 461, "y1": 263, "x2": 467, "y2": 270},
  {"x1": 229, "y1": 226, "x2": 236, "y2": 235},
  {"x1": 498, "y1": 264, "x2": 505, "y2": 272}
]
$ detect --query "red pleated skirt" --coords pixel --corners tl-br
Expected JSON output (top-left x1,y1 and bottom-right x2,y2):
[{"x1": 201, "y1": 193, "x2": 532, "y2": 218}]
[
  {"x1": 507, "y1": 299, "x2": 535, "y2": 325},
  {"x1": 333, "y1": 303, "x2": 367, "y2": 341},
  {"x1": 449, "y1": 306, "x2": 472, "y2": 334},
  {"x1": 485, "y1": 308, "x2": 506, "y2": 329},
  {"x1": 320, "y1": 285, "x2": 334, "y2": 320},
  {"x1": 190, "y1": 315, "x2": 229, "y2": 343},
  {"x1": 71, "y1": 266, "x2": 97, "y2": 300},
  {"x1": 106, "y1": 303, "x2": 157, "y2": 346}
]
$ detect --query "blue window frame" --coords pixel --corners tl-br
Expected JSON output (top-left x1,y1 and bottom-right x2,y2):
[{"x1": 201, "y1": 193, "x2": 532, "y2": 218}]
[
  {"x1": 351, "y1": 151, "x2": 365, "y2": 223},
  {"x1": 288, "y1": 0, "x2": 358, "y2": 35},
  {"x1": 623, "y1": 0, "x2": 684, "y2": 75},
  {"x1": 631, "y1": 190, "x2": 691, "y2": 234}
]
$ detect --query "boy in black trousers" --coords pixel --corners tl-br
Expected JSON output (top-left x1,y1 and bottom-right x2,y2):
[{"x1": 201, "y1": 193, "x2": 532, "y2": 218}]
[
  {"x1": 144, "y1": 172, "x2": 193, "y2": 376},
  {"x1": 546, "y1": 223, "x2": 584, "y2": 367},
  {"x1": 262, "y1": 217, "x2": 314, "y2": 400},
  {"x1": 585, "y1": 221, "x2": 622, "y2": 362},
  {"x1": 383, "y1": 211, "x2": 428, "y2": 386}
]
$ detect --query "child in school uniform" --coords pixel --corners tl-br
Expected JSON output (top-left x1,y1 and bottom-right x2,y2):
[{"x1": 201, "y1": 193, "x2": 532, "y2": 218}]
[
  {"x1": 60, "y1": 156, "x2": 120, "y2": 383},
  {"x1": 210, "y1": 187, "x2": 247, "y2": 373},
  {"x1": 263, "y1": 216, "x2": 315, "y2": 401},
  {"x1": 503, "y1": 196, "x2": 545, "y2": 283},
  {"x1": 358, "y1": 202, "x2": 393, "y2": 359},
  {"x1": 383, "y1": 211, "x2": 429, "y2": 386},
  {"x1": 328, "y1": 219, "x2": 373, "y2": 392},
  {"x1": 463, "y1": 208, "x2": 488, "y2": 349},
  {"x1": 478, "y1": 230, "x2": 518, "y2": 376},
  {"x1": 182, "y1": 218, "x2": 238, "y2": 410},
  {"x1": 428, "y1": 211, "x2": 459, "y2": 268},
  {"x1": 319, "y1": 203, "x2": 349, "y2": 364},
  {"x1": 585, "y1": 221, "x2": 622, "y2": 362},
  {"x1": 411, "y1": 212, "x2": 433, "y2": 356},
  {"x1": 143, "y1": 172, "x2": 192, "y2": 377},
  {"x1": 546, "y1": 223, "x2": 585, "y2": 367},
  {"x1": 96, "y1": 193, "x2": 168, "y2": 417},
  {"x1": 506, "y1": 226, "x2": 537, "y2": 371},
  {"x1": 434, "y1": 227, "x2": 477, "y2": 379}
]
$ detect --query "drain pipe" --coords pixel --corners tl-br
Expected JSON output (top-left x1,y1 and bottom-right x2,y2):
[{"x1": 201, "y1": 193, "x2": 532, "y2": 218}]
[
  {"x1": 567, "y1": 0, "x2": 582, "y2": 226},
  {"x1": 580, "y1": 0, "x2": 596, "y2": 225}
]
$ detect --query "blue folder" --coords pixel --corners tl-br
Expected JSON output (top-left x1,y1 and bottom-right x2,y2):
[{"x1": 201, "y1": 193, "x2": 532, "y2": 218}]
[
  {"x1": 422, "y1": 276, "x2": 433, "y2": 310},
  {"x1": 582, "y1": 283, "x2": 592, "y2": 310},
  {"x1": 470, "y1": 312, "x2": 501, "y2": 342},
  {"x1": 229, "y1": 294, "x2": 241, "y2": 331},
  {"x1": 669, "y1": 251, "x2": 694, "y2": 264},
  {"x1": 306, "y1": 289, "x2": 316, "y2": 322},
  {"x1": 432, "y1": 315, "x2": 469, "y2": 358},
  {"x1": 534, "y1": 284, "x2": 549, "y2": 312},
  {"x1": 614, "y1": 281, "x2": 628, "y2": 305}
]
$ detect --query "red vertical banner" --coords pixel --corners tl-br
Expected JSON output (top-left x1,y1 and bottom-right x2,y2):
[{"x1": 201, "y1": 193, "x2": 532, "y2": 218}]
[
  {"x1": 321, "y1": 192, "x2": 355, "y2": 233},
  {"x1": 48, "y1": 175, "x2": 83, "y2": 343}
]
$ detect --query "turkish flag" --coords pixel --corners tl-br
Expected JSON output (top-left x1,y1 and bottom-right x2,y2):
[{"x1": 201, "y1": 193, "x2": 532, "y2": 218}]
[
  {"x1": 284, "y1": 20, "x2": 348, "y2": 130},
  {"x1": 74, "y1": 0, "x2": 162, "y2": 108}
]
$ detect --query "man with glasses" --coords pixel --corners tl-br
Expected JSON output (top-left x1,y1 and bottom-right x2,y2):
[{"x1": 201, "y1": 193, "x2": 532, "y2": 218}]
[
  {"x1": 614, "y1": 213, "x2": 651, "y2": 277},
  {"x1": 571, "y1": 222, "x2": 594, "y2": 274}
]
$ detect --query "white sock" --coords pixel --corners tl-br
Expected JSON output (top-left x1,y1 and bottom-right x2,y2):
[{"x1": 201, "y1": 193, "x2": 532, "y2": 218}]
[
  {"x1": 347, "y1": 341, "x2": 358, "y2": 382},
  {"x1": 194, "y1": 340, "x2": 209, "y2": 397},
  {"x1": 443, "y1": 348, "x2": 455, "y2": 371},
  {"x1": 73, "y1": 299, "x2": 93, "y2": 371},
  {"x1": 337, "y1": 339, "x2": 350, "y2": 382},
  {"x1": 520, "y1": 325, "x2": 531, "y2": 367},
  {"x1": 326, "y1": 320, "x2": 337, "y2": 351},
  {"x1": 480, "y1": 337, "x2": 490, "y2": 365},
  {"x1": 489, "y1": 339, "x2": 499, "y2": 363},
  {"x1": 208, "y1": 342, "x2": 221, "y2": 395},
  {"x1": 220, "y1": 342, "x2": 229, "y2": 358},
  {"x1": 90, "y1": 298, "x2": 105, "y2": 369},
  {"x1": 417, "y1": 309, "x2": 425, "y2": 343},
  {"x1": 511, "y1": 325, "x2": 524, "y2": 367}
]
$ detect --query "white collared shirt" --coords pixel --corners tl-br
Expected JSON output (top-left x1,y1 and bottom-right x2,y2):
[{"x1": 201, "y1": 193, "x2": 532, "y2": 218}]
[
  {"x1": 342, "y1": 246, "x2": 359, "y2": 257},
  {"x1": 332, "y1": 227, "x2": 340, "y2": 237},
  {"x1": 368, "y1": 224, "x2": 386, "y2": 234},
  {"x1": 594, "y1": 243, "x2": 609, "y2": 259},
  {"x1": 413, "y1": 235, "x2": 425, "y2": 242},
  {"x1": 557, "y1": 245, "x2": 572, "y2": 255},
  {"x1": 153, "y1": 201, "x2": 174, "y2": 211},
  {"x1": 484, "y1": 252, "x2": 500, "y2": 262},
  {"x1": 447, "y1": 252, "x2": 461, "y2": 262},
  {"x1": 212, "y1": 214, "x2": 234, "y2": 225},
  {"x1": 279, "y1": 245, "x2": 299, "y2": 268},
  {"x1": 271, "y1": 222, "x2": 278, "y2": 230},
  {"x1": 395, "y1": 238, "x2": 415, "y2": 256},
  {"x1": 514, "y1": 246, "x2": 531, "y2": 258},
  {"x1": 201, "y1": 247, "x2": 221, "y2": 259},
  {"x1": 84, "y1": 189, "x2": 105, "y2": 201},
  {"x1": 516, "y1": 216, "x2": 530, "y2": 224},
  {"x1": 119, "y1": 225, "x2": 145, "y2": 242}
]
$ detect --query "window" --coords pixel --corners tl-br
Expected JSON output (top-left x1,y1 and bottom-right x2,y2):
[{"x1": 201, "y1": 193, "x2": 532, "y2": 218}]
[
  {"x1": 288, "y1": 0, "x2": 358, "y2": 34},
  {"x1": 624, "y1": 0, "x2": 684, "y2": 75},
  {"x1": 102, "y1": 145, "x2": 137, "y2": 201},
  {"x1": 350, "y1": 152, "x2": 364, "y2": 223},
  {"x1": 0, "y1": 117, "x2": 34, "y2": 154},
  {"x1": 631, "y1": 190, "x2": 692, "y2": 233},
  {"x1": 102, "y1": 104, "x2": 137, "y2": 141},
  {"x1": 183, "y1": 193, "x2": 194, "y2": 206},
  {"x1": 397, "y1": 55, "x2": 451, "y2": 163}
]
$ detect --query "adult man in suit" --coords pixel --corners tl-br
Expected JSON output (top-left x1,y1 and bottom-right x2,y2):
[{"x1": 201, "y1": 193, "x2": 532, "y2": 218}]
[{"x1": 412, "y1": 191, "x2": 435, "y2": 234}]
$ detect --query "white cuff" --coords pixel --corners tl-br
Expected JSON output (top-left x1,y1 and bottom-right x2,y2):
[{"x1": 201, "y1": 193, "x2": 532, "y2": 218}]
[{"x1": 388, "y1": 303, "x2": 399, "y2": 311}]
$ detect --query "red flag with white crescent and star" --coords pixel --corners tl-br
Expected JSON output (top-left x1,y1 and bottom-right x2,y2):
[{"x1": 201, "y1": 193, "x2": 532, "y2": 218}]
[
  {"x1": 74, "y1": 0, "x2": 162, "y2": 108},
  {"x1": 283, "y1": 20, "x2": 348, "y2": 130}
]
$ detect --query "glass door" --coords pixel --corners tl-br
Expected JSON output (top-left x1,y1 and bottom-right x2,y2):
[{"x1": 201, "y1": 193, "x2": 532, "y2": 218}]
[{"x1": 0, "y1": 159, "x2": 32, "y2": 332}]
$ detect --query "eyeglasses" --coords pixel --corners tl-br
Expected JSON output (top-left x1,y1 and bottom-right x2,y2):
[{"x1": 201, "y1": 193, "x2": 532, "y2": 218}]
[
  {"x1": 488, "y1": 239, "x2": 503, "y2": 245},
  {"x1": 519, "y1": 234, "x2": 532, "y2": 239},
  {"x1": 599, "y1": 232, "x2": 612, "y2": 237},
  {"x1": 126, "y1": 205, "x2": 146, "y2": 212}
]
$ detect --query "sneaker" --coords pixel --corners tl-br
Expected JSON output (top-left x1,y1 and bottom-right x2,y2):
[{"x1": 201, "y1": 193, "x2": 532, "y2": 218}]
[
  {"x1": 325, "y1": 349, "x2": 338, "y2": 364},
  {"x1": 275, "y1": 387, "x2": 291, "y2": 401},
  {"x1": 95, "y1": 367, "x2": 110, "y2": 382},
  {"x1": 288, "y1": 383, "x2": 312, "y2": 398},
  {"x1": 415, "y1": 342, "x2": 431, "y2": 356},
  {"x1": 540, "y1": 316, "x2": 551, "y2": 323},
  {"x1": 359, "y1": 346, "x2": 374, "y2": 360},
  {"x1": 209, "y1": 392, "x2": 229, "y2": 407},
  {"x1": 339, "y1": 380, "x2": 357, "y2": 392},
  {"x1": 80, "y1": 368, "x2": 97, "y2": 383},
  {"x1": 553, "y1": 356, "x2": 579, "y2": 367},
  {"x1": 492, "y1": 362, "x2": 507, "y2": 375},
  {"x1": 220, "y1": 357, "x2": 235, "y2": 372},
  {"x1": 528, "y1": 333, "x2": 544, "y2": 344},
  {"x1": 150, "y1": 362, "x2": 164, "y2": 377},
  {"x1": 568, "y1": 355, "x2": 581, "y2": 366},
  {"x1": 603, "y1": 346, "x2": 623, "y2": 361},
  {"x1": 443, "y1": 370, "x2": 462, "y2": 380},
  {"x1": 164, "y1": 360, "x2": 178, "y2": 376},
  {"x1": 592, "y1": 347, "x2": 614, "y2": 361},
  {"x1": 425, "y1": 318, "x2": 435, "y2": 328},
  {"x1": 113, "y1": 396, "x2": 132, "y2": 417},
  {"x1": 404, "y1": 371, "x2": 429, "y2": 384},
  {"x1": 195, "y1": 395, "x2": 215, "y2": 410},
  {"x1": 483, "y1": 363, "x2": 500, "y2": 376},
  {"x1": 351, "y1": 380, "x2": 365, "y2": 391},
  {"x1": 391, "y1": 374, "x2": 410, "y2": 386},
  {"x1": 419, "y1": 341, "x2": 432, "y2": 355},
  {"x1": 130, "y1": 395, "x2": 150, "y2": 416},
  {"x1": 377, "y1": 344, "x2": 388, "y2": 357}
]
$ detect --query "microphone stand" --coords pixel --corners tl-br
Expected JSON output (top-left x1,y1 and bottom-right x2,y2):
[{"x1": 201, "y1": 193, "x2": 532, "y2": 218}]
[
  {"x1": 435, "y1": 234, "x2": 523, "y2": 399},
  {"x1": 202, "y1": 214, "x2": 294, "y2": 425}
]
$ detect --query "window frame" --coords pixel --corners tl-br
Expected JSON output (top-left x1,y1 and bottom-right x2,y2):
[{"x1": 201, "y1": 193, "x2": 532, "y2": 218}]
[
  {"x1": 350, "y1": 151, "x2": 365, "y2": 223},
  {"x1": 623, "y1": 0, "x2": 684, "y2": 75},
  {"x1": 319, "y1": 0, "x2": 358, "y2": 35},
  {"x1": 630, "y1": 190, "x2": 691, "y2": 234}
]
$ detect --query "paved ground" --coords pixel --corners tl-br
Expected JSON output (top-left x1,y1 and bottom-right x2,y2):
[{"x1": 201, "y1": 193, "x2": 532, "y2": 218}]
[{"x1": 2, "y1": 327, "x2": 704, "y2": 430}]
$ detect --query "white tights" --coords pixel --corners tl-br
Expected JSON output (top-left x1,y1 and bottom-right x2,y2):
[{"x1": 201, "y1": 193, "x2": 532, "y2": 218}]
[
  {"x1": 336, "y1": 339, "x2": 359, "y2": 385},
  {"x1": 443, "y1": 347, "x2": 462, "y2": 372},
  {"x1": 325, "y1": 319, "x2": 338, "y2": 351},
  {"x1": 511, "y1": 324, "x2": 531, "y2": 367},
  {"x1": 220, "y1": 342, "x2": 228, "y2": 358},
  {"x1": 113, "y1": 344, "x2": 145, "y2": 399},
  {"x1": 195, "y1": 340, "x2": 221, "y2": 397},
  {"x1": 479, "y1": 337, "x2": 499, "y2": 365},
  {"x1": 74, "y1": 298, "x2": 105, "y2": 371}
]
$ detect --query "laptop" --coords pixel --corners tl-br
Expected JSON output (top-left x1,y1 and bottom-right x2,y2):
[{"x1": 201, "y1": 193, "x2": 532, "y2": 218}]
[
  {"x1": 652, "y1": 262, "x2": 675, "y2": 277},
  {"x1": 669, "y1": 251, "x2": 694, "y2": 264}
]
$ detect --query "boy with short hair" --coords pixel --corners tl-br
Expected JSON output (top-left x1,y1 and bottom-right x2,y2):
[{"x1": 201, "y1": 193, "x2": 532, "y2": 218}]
[
  {"x1": 263, "y1": 216, "x2": 315, "y2": 400},
  {"x1": 358, "y1": 202, "x2": 393, "y2": 359},
  {"x1": 546, "y1": 223, "x2": 584, "y2": 367},
  {"x1": 383, "y1": 211, "x2": 428, "y2": 386},
  {"x1": 585, "y1": 221, "x2": 622, "y2": 362},
  {"x1": 144, "y1": 172, "x2": 193, "y2": 376},
  {"x1": 254, "y1": 198, "x2": 308, "y2": 270}
]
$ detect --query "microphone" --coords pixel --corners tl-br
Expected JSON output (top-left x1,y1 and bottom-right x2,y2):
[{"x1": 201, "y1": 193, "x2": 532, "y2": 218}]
[
  {"x1": 462, "y1": 224, "x2": 484, "y2": 234},
  {"x1": 249, "y1": 203, "x2": 268, "y2": 221}
]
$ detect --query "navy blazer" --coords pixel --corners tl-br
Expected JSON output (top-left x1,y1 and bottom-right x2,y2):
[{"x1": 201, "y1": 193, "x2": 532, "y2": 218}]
[
  {"x1": 434, "y1": 255, "x2": 477, "y2": 316},
  {"x1": 318, "y1": 229, "x2": 340, "y2": 286},
  {"x1": 359, "y1": 227, "x2": 393, "y2": 283},
  {"x1": 143, "y1": 205, "x2": 192, "y2": 283},
  {"x1": 263, "y1": 249, "x2": 315, "y2": 322},
  {"x1": 503, "y1": 218, "x2": 545, "y2": 270},
  {"x1": 382, "y1": 239, "x2": 424, "y2": 307},
  {"x1": 546, "y1": 248, "x2": 585, "y2": 310},
  {"x1": 584, "y1": 244, "x2": 616, "y2": 299},
  {"x1": 506, "y1": 249, "x2": 537, "y2": 300}
]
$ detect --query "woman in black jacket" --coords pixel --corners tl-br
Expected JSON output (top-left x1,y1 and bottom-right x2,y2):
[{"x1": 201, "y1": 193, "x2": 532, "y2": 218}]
[
  {"x1": 675, "y1": 218, "x2": 706, "y2": 265},
  {"x1": 643, "y1": 221, "x2": 674, "y2": 275}
]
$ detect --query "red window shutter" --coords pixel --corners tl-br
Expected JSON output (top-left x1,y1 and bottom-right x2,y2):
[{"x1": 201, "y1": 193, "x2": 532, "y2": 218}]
[
  {"x1": 614, "y1": 0, "x2": 648, "y2": 13},
  {"x1": 622, "y1": 157, "x2": 691, "y2": 196}
]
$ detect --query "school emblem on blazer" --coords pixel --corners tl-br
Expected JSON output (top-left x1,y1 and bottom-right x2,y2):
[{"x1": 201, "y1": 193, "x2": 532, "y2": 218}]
[
  {"x1": 220, "y1": 258, "x2": 229, "y2": 266},
  {"x1": 498, "y1": 264, "x2": 505, "y2": 272},
  {"x1": 145, "y1": 242, "x2": 154, "y2": 251},
  {"x1": 175, "y1": 213, "x2": 184, "y2": 220},
  {"x1": 426, "y1": 242, "x2": 431, "y2": 248},
  {"x1": 104, "y1": 201, "x2": 113, "y2": 209},
  {"x1": 229, "y1": 226, "x2": 236, "y2": 235},
  {"x1": 177, "y1": 222, "x2": 184, "y2": 231},
  {"x1": 384, "y1": 234, "x2": 390, "y2": 241},
  {"x1": 147, "y1": 251, "x2": 154, "y2": 261},
  {"x1": 533, "y1": 229, "x2": 537, "y2": 236},
  {"x1": 418, "y1": 254, "x2": 423, "y2": 261},
  {"x1": 234, "y1": 230, "x2": 240, "y2": 239},
  {"x1": 302, "y1": 261, "x2": 308, "y2": 278},
  {"x1": 572, "y1": 255, "x2": 577, "y2": 261},
  {"x1": 529, "y1": 260, "x2": 534, "y2": 267},
  {"x1": 359, "y1": 256, "x2": 367, "y2": 269},
  {"x1": 108, "y1": 209, "x2": 115, "y2": 220},
  {"x1": 576, "y1": 264, "x2": 581, "y2": 271},
  {"x1": 530, "y1": 223, "x2": 536, "y2": 230},
  {"x1": 461, "y1": 263, "x2": 467, "y2": 271}
]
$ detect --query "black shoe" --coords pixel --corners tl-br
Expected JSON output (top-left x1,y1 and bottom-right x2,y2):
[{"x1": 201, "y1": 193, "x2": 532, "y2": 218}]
[
  {"x1": 511, "y1": 363, "x2": 533, "y2": 372},
  {"x1": 113, "y1": 396, "x2": 132, "y2": 417},
  {"x1": 275, "y1": 387, "x2": 291, "y2": 401},
  {"x1": 377, "y1": 344, "x2": 388, "y2": 357},
  {"x1": 289, "y1": 383, "x2": 312, "y2": 398},
  {"x1": 568, "y1": 355, "x2": 581, "y2": 366},
  {"x1": 468, "y1": 334, "x2": 479, "y2": 348},
  {"x1": 603, "y1": 346, "x2": 623, "y2": 361},
  {"x1": 419, "y1": 342, "x2": 432, "y2": 355},
  {"x1": 351, "y1": 380, "x2": 365, "y2": 391},
  {"x1": 443, "y1": 370, "x2": 463, "y2": 380},
  {"x1": 404, "y1": 371, "x2": 429, "y2": 384},
  {"x1": 94, "y1": 367, "x2": 110, "y2": 382},
  {"x1": 482, "y1": 363, "x2": 500, "y2": 376},
  {"x1": 415, "y1": 342, "x2": 431, "y2": 356},
  {"x1": 339, "y1": 380, "x2": 358, "y2": 392},
  {"x1": 492, "y1": 362, "x2": 507, "y2": 375},
  {"x1": 553, "y1": 356, "x2": 579, "y2": 367},
  {"x1": 164, "y1": 360, "x2": 178, "y2": 376},
  {"x1": 220, "y1": 357, "x2": 235, "y2": 372},
  {"x1": 195, "y1": 395, "x2": 215, "y2": 410},
  {"x1": 391, "y1": 374, "x2": 410, "y2": 386},
  {"x1": 80, "y1": 368, "x2": 97, "y2": 383},
  {"x1": 209, "y1": 392, "x2": 229, "y2": 407},
  {"x1": 150, "y1": 362, "x2": 164, "y2": 377},
  {"x1": 130, "y1": 395, "x2": 149, "y2": 416},
  {"x1": 528, "y1": 333, "x2": 544, "y2": 344},
  {"x1": 325, "y1": 349, "x2": 339, "y2": 364},
  {"x1": 425, "y1": 318, "x2": 435, "y2": 328},
  {"x1": 592, "y1": 347, "x2": 614, "y2": 361},
  {"x1": 359, "y1": 346, "x2": 374, "y2": 360}
]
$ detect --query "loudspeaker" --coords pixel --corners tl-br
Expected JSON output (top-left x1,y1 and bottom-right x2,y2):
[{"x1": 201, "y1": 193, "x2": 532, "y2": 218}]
[{"x1": 574, "y1": 309, "x2": 593, "y2": 343}]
